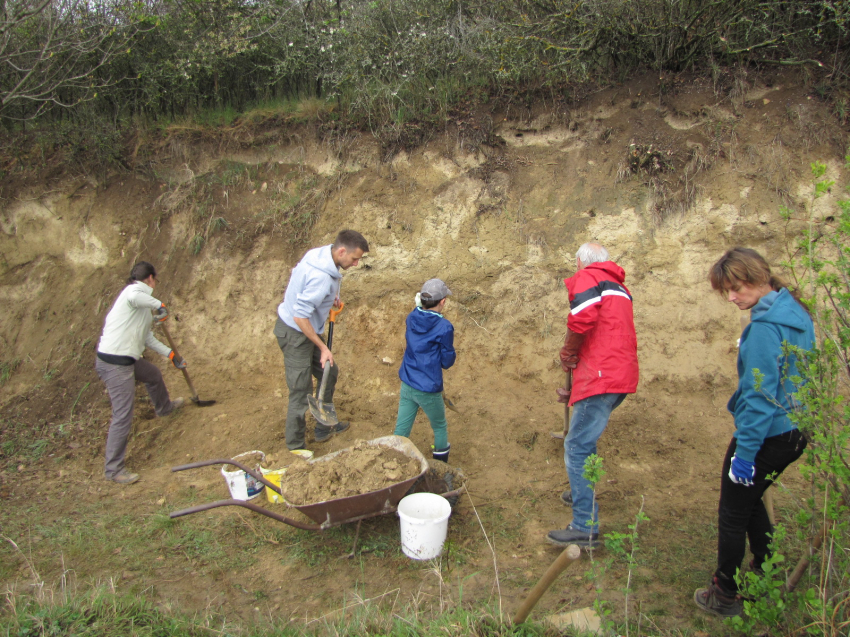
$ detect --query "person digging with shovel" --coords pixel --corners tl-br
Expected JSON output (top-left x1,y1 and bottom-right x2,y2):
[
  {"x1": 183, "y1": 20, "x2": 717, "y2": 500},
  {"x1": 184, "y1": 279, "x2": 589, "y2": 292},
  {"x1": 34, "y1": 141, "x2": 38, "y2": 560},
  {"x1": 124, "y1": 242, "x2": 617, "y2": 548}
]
[
  {"x1": 274, "y1": 230, "x2": 369, "y2": 450},
  {"x1": 547, "y1": 242, "x2": 639, "y2": 548},
  {"x1": 95, "y1": 261, "x2": 187, "y2": 485}
]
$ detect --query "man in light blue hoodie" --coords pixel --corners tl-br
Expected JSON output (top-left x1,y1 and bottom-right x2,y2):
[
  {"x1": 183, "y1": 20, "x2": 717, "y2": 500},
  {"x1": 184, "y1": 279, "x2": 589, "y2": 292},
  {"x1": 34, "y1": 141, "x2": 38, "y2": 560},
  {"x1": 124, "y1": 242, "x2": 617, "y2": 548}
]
[{"x1": 274, "y1": 230, "x2": 369, "y2": 450}]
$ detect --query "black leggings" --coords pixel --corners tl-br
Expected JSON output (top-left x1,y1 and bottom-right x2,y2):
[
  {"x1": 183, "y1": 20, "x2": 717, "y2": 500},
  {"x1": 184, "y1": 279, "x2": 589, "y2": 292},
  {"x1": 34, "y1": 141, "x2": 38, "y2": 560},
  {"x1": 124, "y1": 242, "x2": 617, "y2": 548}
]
[{"x1": 715, "y1": 429, "x2": 807, "y2": 592}]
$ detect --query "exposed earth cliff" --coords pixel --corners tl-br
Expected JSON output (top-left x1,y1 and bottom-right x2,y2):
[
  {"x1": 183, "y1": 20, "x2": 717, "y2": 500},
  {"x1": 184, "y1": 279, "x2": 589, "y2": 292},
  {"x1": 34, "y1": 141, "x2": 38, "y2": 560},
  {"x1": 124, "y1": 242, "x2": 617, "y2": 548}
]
[{"x1": 1, "y1": 68, "x2": 846, "y2": 630}]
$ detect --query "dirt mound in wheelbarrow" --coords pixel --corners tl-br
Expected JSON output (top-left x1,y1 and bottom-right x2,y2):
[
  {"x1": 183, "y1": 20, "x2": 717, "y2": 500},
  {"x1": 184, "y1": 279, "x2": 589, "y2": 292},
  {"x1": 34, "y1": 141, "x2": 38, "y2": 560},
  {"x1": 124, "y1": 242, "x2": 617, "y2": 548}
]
[{"x1": 281, "y1": 440, "x2": 421, "y2": 505}]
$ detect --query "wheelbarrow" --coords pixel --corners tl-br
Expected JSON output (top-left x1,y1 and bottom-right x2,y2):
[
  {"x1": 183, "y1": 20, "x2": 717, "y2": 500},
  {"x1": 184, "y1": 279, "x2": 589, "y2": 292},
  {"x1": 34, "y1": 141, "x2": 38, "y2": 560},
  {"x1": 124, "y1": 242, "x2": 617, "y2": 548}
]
[{"x1": 169, "y1": 436, "x2": 466, "y2": 555}]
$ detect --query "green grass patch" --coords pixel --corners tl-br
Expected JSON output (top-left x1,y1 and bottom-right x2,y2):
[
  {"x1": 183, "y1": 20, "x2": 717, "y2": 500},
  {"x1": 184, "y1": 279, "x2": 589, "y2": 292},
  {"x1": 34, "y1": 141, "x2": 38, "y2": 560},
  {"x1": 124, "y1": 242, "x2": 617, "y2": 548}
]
[
  {"x1": 0, "y1": 583, "x2": 554, "y2": 636},
  {"x1": 0, "y1": 358, "x2": 20, "y2": 385}
]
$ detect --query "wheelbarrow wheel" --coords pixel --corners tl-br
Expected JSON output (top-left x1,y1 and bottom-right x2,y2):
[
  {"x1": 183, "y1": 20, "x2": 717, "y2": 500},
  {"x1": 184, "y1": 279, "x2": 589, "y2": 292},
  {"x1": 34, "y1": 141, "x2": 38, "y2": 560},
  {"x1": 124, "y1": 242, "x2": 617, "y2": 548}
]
[{"x1": 404, "y1": 458, "x2": 466, "y2": 508}]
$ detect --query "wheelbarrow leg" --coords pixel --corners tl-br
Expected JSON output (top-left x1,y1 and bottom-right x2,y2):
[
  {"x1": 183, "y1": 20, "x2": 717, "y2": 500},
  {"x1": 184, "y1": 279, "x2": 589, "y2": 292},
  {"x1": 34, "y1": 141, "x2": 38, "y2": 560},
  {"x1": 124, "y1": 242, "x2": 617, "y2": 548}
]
[{"x1": 343, "y1": 520, "x2": 363, "y2": 559}]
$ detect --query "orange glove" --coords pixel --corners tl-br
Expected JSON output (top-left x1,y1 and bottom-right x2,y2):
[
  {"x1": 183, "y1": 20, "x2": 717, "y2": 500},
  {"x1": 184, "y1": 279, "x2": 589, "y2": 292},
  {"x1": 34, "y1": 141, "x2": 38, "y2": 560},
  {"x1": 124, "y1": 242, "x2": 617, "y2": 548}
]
[
  {"x1": 169, "y1": 350, "x2": 187, "y2": 369},
  {"x1": 154, "y1": 304, "x2": 169, "y2": 323}
]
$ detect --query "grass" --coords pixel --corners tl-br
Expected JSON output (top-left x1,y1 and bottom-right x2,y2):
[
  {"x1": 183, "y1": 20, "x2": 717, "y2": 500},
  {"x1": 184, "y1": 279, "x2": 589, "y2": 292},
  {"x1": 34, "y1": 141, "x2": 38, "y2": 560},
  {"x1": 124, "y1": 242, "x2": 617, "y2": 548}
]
[
  {"x1": 0, "y1": 582, "x2": 553, "y2": 637},
  {"x1": 0, "y1": 359, "x2": 20, "y2": 385},
  {"x1": 0, "y1": 473, "x2": 827, "y2": 636}
]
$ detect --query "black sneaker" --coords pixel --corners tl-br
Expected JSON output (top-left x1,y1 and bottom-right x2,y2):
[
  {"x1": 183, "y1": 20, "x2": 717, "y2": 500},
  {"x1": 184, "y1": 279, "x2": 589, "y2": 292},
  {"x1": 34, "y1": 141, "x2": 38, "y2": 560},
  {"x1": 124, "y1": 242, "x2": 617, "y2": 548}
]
[
  {"x1": 694, "y1": 577, "x2": 743, "y2": 618},
  {"x1": 314, "y1": 421, "x2": 350, "y2": 442},
  {"x1": 546, "y1": 524, "x2": 600, "y2": 548},
  {"x1": 560, "y1": 490, "x2": 573, "y2": 506}
]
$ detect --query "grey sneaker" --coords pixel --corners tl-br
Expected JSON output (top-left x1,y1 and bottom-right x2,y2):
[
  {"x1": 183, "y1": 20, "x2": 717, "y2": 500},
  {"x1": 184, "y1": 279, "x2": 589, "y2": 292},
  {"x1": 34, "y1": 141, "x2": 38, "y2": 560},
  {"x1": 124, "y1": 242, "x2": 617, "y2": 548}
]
[
  {"x1": 108, "y1": 470, "x2": 140, "y2": 485},
  {"x1": 560, "y1": 490, "x2": 573, "y2": 506},
  {"x1": 170, "y1": 397, "x2": 185, "y2": 411},
  {"x1": 314, "y1": 421, "x2": 350, "y2": 442},
  {"x1": 694, "y1": 577, "x2": 743, "y2": 618},
  {"x1": 546, "y1": 524, "x2": 600, "y2": 548}
]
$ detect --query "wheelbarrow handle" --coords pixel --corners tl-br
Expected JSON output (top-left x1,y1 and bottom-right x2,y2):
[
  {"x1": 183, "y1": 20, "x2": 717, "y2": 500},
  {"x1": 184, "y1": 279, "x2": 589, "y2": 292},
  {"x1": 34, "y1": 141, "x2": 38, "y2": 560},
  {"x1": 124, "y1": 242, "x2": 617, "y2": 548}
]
[
  {"x1": 169, "y1": 498, "x2": 321, "y2": 530},
  {"x1": 170, "y1": 458, "x2": 282, "y2": 495}
]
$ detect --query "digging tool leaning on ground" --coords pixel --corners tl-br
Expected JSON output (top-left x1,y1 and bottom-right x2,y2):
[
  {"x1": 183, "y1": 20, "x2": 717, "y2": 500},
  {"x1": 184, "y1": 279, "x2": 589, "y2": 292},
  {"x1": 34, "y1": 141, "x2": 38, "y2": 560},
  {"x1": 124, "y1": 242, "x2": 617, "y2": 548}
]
[
  {"x1": 548, "y1": 242, "x2": 639, "y2": 549},
  {"x1": 273, "y1": 229, "x2": 369, "y2": 451},
  {"x1": 94, "y1": 261, "x2": 187, "y2": 486}
]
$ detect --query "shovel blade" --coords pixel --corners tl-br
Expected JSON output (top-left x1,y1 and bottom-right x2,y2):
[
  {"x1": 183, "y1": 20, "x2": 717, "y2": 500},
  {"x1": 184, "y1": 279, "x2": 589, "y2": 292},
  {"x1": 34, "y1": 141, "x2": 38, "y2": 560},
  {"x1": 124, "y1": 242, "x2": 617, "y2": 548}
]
[
  {"x1": 191, "y1": 397, "x2": 217, "y2": 407},
  {"x1": 307, "y1": 395, "x2": 339, "y2": 427}
]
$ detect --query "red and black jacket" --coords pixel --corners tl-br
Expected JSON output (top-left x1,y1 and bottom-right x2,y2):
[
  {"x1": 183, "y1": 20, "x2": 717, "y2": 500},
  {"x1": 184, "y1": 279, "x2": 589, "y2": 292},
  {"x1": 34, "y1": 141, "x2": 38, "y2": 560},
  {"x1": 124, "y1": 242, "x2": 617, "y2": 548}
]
[{"x1": 564, "y1": 261, "x2": 639, "y2": 405}]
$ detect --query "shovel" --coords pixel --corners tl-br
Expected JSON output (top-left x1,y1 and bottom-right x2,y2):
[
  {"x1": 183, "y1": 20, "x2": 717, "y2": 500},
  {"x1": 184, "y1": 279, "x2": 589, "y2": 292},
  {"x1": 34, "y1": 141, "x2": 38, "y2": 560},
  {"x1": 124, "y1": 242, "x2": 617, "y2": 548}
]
[
  {"x1": 550, "y1": 369, "x2": 572, "y2": 440},
  {"x1": 443, "y1": 393, "x2": 461, "y2": 414},
  {"x1": 307, "y1": 303, "x2": 343, "y2": 427},
  {"x1": 160, "y1": 323, "x2": 216, "y2": 407}
]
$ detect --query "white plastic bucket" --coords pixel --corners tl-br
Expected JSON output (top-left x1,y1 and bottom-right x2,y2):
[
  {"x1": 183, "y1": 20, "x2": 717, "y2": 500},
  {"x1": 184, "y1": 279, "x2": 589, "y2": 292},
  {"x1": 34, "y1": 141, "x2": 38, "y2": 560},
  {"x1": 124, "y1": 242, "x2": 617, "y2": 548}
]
[
  {"x1": 221, "y1": 450, "x2": 265, "y2": 501},
  {"x1": 397, "y1": 492, "x2": 452, "y2": 560}
]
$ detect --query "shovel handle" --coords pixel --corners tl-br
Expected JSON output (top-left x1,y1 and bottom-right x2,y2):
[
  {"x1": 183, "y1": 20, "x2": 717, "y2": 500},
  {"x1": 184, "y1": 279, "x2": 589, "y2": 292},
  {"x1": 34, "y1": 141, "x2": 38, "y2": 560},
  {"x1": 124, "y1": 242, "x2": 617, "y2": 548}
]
[
  {"x1": 563, "y1": 369, "x2": 572, "y2": 437},
  {"x1": 160, "y1": 323, "x2": 199, "y2": 401},
  {"x1": 329, "y1": 301, "x2": 344, "y2": 324},
  {"x1": 327, "y1": 302, "x2": 344, "y2": 351},
  {"x1": 317, "y1": 360, "x2": 332, "y2": 403},
  {"x1": 513, "y1": 544, "x2": 582, "y2": 624}
]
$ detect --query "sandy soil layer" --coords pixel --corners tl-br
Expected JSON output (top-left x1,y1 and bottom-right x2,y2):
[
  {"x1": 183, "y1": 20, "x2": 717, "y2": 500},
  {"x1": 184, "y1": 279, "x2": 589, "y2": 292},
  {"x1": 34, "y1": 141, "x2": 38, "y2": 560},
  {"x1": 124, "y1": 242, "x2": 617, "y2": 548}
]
[{"x1": 0, "y1": 68, "x2": 845, "y2": 631}]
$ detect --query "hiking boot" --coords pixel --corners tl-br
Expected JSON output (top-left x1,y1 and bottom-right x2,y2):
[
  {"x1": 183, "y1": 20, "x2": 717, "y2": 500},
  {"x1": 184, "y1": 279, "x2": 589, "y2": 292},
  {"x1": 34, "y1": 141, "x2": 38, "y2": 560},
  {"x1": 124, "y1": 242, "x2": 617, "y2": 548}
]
[
  {"x1": 107, "y1": 470, "x2": 140, "y2": 485},
  {"x1": 546, "y1": 524, "x2": 600, "y2": 548},
  {"x1": 560, "y1": 490, "x2": 573, "y2": 506},
  {"x1": 694, "y1": 577, "x2": 743, "y2": 618},
  {"x1": 314, "y1": 421, "x2": 350, "y2": 442}
]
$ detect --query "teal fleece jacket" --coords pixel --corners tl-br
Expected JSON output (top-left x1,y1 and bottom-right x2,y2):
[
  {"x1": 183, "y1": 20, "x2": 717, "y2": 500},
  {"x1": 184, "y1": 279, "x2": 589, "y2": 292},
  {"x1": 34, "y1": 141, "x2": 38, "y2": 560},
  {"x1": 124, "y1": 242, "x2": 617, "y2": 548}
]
[{"x1": 728, "y1": 288, "x2": 815, "y2": 462}]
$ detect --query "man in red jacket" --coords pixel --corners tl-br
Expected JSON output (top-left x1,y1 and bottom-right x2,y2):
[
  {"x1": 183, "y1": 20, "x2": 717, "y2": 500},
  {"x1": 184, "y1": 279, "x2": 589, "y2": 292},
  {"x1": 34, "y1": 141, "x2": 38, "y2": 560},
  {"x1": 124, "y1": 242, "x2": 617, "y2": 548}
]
[{"x1": 547, "y1": 242, "x2": 639, "y2": 548}]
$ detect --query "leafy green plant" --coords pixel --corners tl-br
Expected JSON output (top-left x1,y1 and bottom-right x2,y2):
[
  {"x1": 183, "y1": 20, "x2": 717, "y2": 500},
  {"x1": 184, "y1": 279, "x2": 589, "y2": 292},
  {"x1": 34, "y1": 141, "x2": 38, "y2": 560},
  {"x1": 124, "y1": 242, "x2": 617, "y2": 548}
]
[
  {"x1": 731, "y1": 526, "x2": 791, "y2": 632},
  {"x1": 603, "y1": 497, "x2": 650, "y2": 637},
  {"x1": 737, "y1": 158, "x2": 850, "y2": 635},
  {"x1": 582, "y1": 453, "x2": 605, "y2": 533}
]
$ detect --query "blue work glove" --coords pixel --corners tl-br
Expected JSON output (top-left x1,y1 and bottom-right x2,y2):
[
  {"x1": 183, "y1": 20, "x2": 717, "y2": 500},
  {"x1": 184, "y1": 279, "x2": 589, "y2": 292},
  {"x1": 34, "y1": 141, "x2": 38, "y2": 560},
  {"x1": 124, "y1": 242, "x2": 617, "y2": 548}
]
[
  {"x1": 154, "y1": 304, "x2": 169, "y2": 323},
  {"x1": 729, "y1": 455, "x2": 755, "y2": 486}
]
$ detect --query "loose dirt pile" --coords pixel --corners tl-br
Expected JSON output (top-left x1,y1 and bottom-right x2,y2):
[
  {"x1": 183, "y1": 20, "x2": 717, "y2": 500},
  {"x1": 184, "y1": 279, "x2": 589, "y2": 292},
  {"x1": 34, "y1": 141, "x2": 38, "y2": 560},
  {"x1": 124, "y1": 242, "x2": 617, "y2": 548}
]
[{"x1": 280, "y1": 441, "x2": 421, "y2": 504}]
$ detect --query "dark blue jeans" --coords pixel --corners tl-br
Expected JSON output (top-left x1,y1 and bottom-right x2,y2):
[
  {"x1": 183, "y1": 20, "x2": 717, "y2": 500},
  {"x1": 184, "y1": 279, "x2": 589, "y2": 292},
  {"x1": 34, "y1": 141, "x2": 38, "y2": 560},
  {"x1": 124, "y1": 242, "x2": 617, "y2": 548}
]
[{"x1": 715, "y1": 429, "x2": 807, "y2": 592}]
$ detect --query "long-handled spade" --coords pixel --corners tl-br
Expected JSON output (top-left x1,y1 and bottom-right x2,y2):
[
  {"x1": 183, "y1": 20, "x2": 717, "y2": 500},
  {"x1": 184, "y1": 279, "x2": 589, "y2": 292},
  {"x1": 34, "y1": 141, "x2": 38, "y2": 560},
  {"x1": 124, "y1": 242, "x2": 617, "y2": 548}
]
[
  {"x1": 550, "y1": 369, "x2": 572, "y2": 440},
  {"x1": 160, "y1": 323, "x2": 216, "y2": 407},
  {"x1": 307, "y1": 303, "x2": 344, "y2": 426}
]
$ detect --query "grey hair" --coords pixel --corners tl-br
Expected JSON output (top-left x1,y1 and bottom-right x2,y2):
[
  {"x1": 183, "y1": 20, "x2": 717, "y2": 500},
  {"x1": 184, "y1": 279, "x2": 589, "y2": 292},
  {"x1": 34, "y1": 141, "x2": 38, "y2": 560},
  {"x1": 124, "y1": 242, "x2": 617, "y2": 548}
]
[{"x1": 576, "y1": 242, "x2": 609, "y2": 265}]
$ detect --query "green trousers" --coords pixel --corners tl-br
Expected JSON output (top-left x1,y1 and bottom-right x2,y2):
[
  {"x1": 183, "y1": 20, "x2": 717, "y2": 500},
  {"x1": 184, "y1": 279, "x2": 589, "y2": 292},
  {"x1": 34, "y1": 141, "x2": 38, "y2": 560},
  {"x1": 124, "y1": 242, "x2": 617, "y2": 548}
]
[
  {"x1": 394, "y1": 381, "x2": 448, "y2": 450},
  {"x1": 274, "y1": 318, "x2": 338, "y2": 449}
]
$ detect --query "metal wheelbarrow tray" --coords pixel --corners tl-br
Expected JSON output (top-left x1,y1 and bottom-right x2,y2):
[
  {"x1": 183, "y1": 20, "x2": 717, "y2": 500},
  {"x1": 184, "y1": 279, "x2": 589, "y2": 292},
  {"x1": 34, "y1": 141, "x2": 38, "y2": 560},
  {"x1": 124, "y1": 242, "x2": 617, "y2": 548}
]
[{"x1": 169, "y1": 435, "x2": 458, "y2": 531}]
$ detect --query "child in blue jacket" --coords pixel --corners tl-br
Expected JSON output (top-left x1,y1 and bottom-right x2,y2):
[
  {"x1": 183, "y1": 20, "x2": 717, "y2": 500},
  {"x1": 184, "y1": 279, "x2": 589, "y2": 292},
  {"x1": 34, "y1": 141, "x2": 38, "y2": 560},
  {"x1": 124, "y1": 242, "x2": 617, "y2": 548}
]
[{"x1": 394, "y1": 279, "x2": 456, "y2": 462}]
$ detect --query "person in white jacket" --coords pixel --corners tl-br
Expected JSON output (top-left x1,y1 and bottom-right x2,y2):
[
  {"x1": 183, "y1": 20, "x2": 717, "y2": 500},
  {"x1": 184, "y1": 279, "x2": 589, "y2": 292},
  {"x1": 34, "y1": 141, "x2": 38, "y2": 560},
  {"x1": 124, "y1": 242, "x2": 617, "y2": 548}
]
[
  {"x1": 274, "y1": 230, "x2": 368, "y2": 450},
  {"x1": 95, "y1": 262, "x2": 186, "y2": 484}
]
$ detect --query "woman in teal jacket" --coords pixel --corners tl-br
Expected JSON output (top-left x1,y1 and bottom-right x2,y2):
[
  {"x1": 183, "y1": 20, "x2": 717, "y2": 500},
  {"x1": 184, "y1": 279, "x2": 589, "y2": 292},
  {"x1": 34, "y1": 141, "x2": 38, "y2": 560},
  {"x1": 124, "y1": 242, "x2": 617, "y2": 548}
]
[{"x1": 695, "y1": 248, "x2": 815, "y2": 618}]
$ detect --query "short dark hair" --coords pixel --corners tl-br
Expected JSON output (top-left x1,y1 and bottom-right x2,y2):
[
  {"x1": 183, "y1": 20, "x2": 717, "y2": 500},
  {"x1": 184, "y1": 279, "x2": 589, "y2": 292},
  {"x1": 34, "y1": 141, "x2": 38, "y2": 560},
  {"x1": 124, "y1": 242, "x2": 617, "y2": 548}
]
[
  {"x1": 333, "y1": 230, "x2": 369, "y2": 253},
  {"x1": 128, "y1": 261, "x2": 156, "y2": 284},
  {"x1": 421, "y1": 297, "x2": 443, "y2": 310}
]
